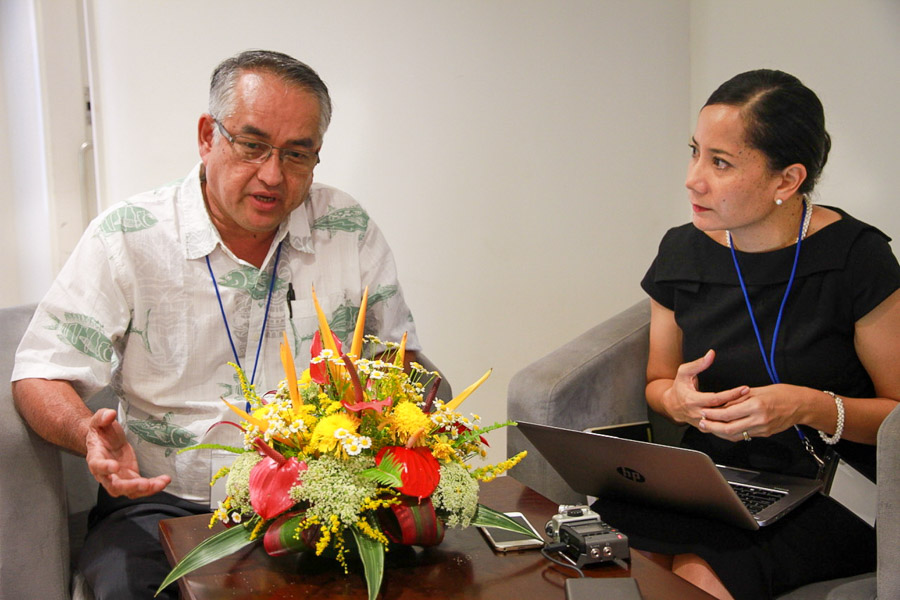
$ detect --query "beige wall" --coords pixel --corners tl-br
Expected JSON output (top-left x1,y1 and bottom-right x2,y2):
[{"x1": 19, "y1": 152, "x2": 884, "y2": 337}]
[
  {"x1": 1, "y1": 0, "x2": 92, "y2": 306},
  {"x1": 79, "y1": 0, "x2": 692, "y2": 465},
  {"x1": 0, "y1": 14, "x2": 18, "y2": 308},
  {"x1": 0, "y1": 0, "x2": 51, "y2": 306},
  {"x1": 690, "y1": 0, "x2": 900, "y2": 253},
  {"x1": 3, "y1": 0, "x2": 897, "y2": 464}
]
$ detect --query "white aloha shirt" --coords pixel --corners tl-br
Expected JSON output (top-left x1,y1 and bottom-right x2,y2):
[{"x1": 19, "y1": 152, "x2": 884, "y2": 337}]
[{"x1": 13, "y1": 162, "x2": 420, "y2": 502}]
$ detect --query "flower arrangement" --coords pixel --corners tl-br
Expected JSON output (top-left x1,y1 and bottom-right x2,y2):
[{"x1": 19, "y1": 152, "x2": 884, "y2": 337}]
[{"x1": 157, "y1": 287, "x2": 528, "y2": 599}]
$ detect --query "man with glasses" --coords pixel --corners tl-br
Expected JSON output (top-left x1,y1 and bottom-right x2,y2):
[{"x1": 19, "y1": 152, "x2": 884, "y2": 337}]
[{"x1": 12, "y1": 50, "x2": 420, "y2": 599}]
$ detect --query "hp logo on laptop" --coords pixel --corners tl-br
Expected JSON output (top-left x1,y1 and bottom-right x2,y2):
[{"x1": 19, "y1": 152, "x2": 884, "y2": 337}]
[{"x1": 616, "y1": 466, "x2": 646, "y2": 483}]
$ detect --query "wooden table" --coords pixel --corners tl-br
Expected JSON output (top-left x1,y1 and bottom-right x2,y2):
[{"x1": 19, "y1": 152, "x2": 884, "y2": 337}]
[{"x1": 160, "y1": 476, "x2": 715, "y2": 600}]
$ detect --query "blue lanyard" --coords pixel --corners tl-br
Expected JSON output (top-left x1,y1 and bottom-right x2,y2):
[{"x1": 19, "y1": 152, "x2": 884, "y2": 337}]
[
  {"x1": 206, "y1": 242, "x2": 284, "y2": 389},
  {"x1": 728, "y1": 201, "x2": 807, "y2": 385},
  {"x1": 728, "y1": 202, "x2": 823, "y2": 464}
]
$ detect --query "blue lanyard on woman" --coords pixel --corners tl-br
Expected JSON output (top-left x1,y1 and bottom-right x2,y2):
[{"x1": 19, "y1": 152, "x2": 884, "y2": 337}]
[
  {"x1": 728, "y1": 201, "x2": 825, "y2": 467},
  {"x1": 206, "y1": 242, "x2": 284, "y2": 405}
]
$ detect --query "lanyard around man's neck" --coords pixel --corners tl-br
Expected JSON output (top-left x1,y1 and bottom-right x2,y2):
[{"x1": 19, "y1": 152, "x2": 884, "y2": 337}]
[{"x1": 206, "y1": 242, "x2": 284, "y2": 390}]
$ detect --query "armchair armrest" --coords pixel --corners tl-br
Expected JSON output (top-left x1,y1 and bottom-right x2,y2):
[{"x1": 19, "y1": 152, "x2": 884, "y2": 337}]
[
  {"x1": 877, "y1": 403, "x2": 900, "y2": 600},
  {"x1": 506, "y1": 299, "x2": 654, "y2": 504},
  {"x1": 1, "y1": 303, "x2": 72, "y2": 600}
]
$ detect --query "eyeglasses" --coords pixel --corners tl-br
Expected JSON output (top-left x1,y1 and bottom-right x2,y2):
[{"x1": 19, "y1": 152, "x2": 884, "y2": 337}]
[{"x1": 214, "y1": 119, "x2": 320, "y2": 174}]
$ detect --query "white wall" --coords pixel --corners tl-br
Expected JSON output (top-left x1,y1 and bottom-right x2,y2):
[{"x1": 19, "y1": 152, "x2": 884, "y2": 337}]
[
  {"x1": 1, "y1": 0, "x2": 93, "y2": 307},
  {"x1": 5, "y1": 1, "x2": 897, "y2": 465},
  {"x1": 82, "y1": 0, "x2": 691, "y2": 465},
  {"x1": 691, "y1": 0, "x2": 900, "y2": 252},
  {"x1": 0, "y1": 8, "x2": 18, "y2": 307},
  {"x1": 0, "y1": 0, "x2": 52, "y2": 306}
]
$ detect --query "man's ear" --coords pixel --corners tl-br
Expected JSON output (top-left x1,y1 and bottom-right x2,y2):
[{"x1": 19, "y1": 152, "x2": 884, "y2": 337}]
[
  {"x1": 198, "y1": 114, "x2": 216, "y2": 160},
  {"x1": 776, "y1": 163, "x2": 807, "y2": 199}
]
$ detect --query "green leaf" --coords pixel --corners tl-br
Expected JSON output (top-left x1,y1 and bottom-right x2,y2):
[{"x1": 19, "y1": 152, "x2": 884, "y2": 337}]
[
  {"x1": 452, "y1": 420, "x2": 517, "y2": 447},
  {"x1": 155, "y1": 523, "x2": 256, "y2": 596},
  {"x1": 350, "y1": 527, "x2": 385, "y2": 600},
  {"x1": 358, "y1": 452, "x2": 403, "y2": 488},
  {"x1": 264, "y1": 511, "x2": 315, "y2": 554},
  {"x1": 471, "y1": 504, "x2": 538, "y2": 538}
]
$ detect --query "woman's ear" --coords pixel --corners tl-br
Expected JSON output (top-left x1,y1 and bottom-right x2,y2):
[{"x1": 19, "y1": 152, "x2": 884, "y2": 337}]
[{"x1": 776, "y1": 163, "x2": 808, "y2": 199}]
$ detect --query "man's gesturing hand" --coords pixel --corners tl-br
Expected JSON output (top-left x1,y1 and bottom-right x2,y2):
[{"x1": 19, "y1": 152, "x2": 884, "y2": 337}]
[{"x1": 85, "y1": 408, "x2": 171, "y2": 499}]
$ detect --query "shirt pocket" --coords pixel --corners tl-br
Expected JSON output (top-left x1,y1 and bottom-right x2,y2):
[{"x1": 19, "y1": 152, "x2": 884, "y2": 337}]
[{"x1": 288, "y1": 291, "x2": 353, "y2": 362}]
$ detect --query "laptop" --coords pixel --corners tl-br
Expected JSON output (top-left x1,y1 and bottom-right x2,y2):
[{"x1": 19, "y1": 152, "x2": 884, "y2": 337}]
[{"x1": 517, "y1": 421, "x2": 823, "y2": 530}]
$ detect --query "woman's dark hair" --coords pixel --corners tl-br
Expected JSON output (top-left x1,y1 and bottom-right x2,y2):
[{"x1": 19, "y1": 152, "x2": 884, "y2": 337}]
[{"x1": 704, "y1": 69, "x2": 830, "y2": 195}]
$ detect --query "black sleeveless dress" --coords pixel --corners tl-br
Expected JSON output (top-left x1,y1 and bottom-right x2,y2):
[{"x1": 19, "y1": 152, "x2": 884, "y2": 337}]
[{"x1": 592, "y1": 208, "x2": 899, "y2": 599}]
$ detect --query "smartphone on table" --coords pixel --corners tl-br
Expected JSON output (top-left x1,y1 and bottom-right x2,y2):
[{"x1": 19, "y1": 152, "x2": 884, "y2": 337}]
[{"x1": 477, "y1": 511, "x2": 544, "y2": 552}]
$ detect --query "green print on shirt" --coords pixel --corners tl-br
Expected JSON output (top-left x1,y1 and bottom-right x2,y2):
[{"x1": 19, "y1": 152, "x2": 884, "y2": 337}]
[
  {"x1": 218, "y1": 371, "x2": 247, "y2": 401},
  {"x1": 312, "y1": 205, "x2": 369, "y2": 239},
  {"x1": 127, "y1": 412, "x2": 198, "y2": 457},
  {"x1": 327, "y1": 303, "x2": 362, "y2": 343},
  {"x1": 367, "y1": 284, "x2": 399, "y2": 307},
  {"x1": 46, "y1": 312, "x2": 113, "y2": 362},
  {"x1": 95, "y1": 205, "x2": 158, "y2": 236},
  {"x1": 218, "y1": 266, "x2": 287, "y2": 301},
  {"x1": 125, "y1": 308, "x2": 152, "y2": 352}
]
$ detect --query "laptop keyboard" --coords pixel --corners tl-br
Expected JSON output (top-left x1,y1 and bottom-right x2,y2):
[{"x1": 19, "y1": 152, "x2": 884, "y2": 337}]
[{"x1": 729, "y1": 483, "x2": 787, "y2": 515}]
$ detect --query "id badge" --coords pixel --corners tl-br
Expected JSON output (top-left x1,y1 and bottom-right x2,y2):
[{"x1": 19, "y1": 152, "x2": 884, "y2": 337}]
[
  {"x1": 830, "y1": 459, "x2": 876, "y2": 527},
  {"x1": 209, "y1": 450, "x2": 233, "y2": 510}
]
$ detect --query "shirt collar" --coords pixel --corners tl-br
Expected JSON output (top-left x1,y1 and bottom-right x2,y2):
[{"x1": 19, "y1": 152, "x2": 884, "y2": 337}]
[{"x1": 181, "y1": 162, "x2": 316, "y2": 260}]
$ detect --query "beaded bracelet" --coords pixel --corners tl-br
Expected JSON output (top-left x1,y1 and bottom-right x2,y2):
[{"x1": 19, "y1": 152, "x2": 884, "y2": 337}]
[{"x1": 819, "y1": 391, "x2": 845, "y2": 445}]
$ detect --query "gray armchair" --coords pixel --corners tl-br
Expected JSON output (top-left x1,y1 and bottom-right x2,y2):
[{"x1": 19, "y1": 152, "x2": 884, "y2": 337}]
[
  {"x1": 507, "y1": 299, "x2": 666, "y2": 506},
  {"x1": 507, "y1": 298, "x2": 898, "y2": 599},
  {"x1": 1, "y1": 303, "x2": 111, "y2": 599}
]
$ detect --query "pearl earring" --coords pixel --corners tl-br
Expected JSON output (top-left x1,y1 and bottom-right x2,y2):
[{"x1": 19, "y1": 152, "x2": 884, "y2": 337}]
[{"x1": 775, "y1": 198, "x2": 784, "y2": 206}]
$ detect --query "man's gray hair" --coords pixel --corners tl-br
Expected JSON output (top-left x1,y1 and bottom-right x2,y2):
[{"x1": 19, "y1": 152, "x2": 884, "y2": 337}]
[{"x1": 209, "y1": 50, "x2": 332, "y2": 138}]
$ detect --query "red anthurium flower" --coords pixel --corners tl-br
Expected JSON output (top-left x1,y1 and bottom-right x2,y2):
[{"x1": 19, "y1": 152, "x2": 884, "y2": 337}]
[
  {"x1": 249, "y1": 438, "x2": 307, "y2": 520},
  {"x1": 309, "y1": 330, "x2": 343, "y2": 384},
  {"x1": 375, "y1": 446, "x2": 440, "y2": 499}
]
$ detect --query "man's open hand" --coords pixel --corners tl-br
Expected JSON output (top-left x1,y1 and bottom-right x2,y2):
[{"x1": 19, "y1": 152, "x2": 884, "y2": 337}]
[{"x1": 85, "y1": 408, "x2": 171, "y2": 499}]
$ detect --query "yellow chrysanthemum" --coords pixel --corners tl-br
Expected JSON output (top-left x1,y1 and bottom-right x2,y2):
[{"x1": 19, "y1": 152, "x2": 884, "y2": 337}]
[
  {"x1": 284, "y1": 403, "x2": 317, "y2": 433},
  {"x1": 308, "y1": 413, "x2": 360, "y2": 455},
  {"x1": 325, "y1": 400, "x2": 345, "y2": 415},
  {"x1": 431, "y1": 442, "x2": 455, "y2": 461},
  {"x1": 386, "y1": 402, "x2": 431, "y2": 444}
]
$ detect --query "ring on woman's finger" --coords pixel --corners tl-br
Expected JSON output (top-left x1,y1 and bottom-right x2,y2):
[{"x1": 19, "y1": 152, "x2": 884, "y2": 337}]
[{"x1": 742, "y1": 430, "x2": 751, "y2": 442}]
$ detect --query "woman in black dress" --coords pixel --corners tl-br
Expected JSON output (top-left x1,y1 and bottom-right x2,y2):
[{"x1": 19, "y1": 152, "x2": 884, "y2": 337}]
[{"x1": 596, "y1": 70, "x2": 900, "y2": 599}]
